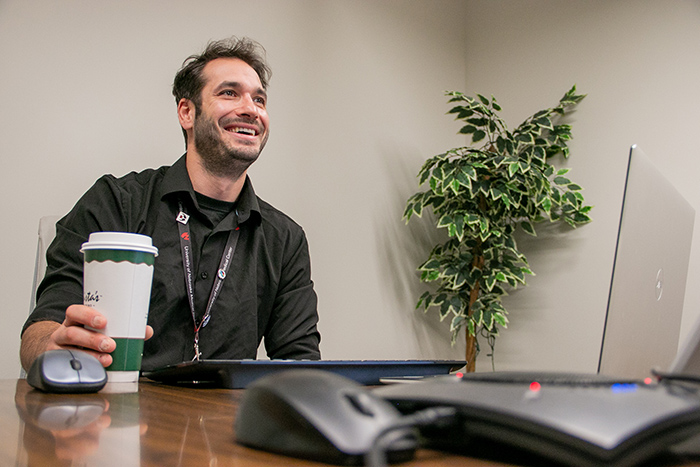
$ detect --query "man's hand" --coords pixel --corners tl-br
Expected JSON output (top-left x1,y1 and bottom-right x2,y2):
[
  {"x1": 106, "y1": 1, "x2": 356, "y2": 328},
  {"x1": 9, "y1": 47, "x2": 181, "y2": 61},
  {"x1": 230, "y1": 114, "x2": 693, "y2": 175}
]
[
  {"x1": 20, "y1": 305, "x2": 154, "y2": 371},
  {"x1": 51, "y1": 305, "x2": 117, "y2": 366}
]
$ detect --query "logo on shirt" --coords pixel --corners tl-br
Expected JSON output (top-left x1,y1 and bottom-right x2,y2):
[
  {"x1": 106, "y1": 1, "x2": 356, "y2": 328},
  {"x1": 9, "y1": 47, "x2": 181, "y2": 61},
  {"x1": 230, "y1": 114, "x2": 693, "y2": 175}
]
[
  {"x1": 176, "y1": 211, "x2": 190, "y2": 225},
  {"x1": 181, "y1": 232, "x2": 190, "y2": 241}
]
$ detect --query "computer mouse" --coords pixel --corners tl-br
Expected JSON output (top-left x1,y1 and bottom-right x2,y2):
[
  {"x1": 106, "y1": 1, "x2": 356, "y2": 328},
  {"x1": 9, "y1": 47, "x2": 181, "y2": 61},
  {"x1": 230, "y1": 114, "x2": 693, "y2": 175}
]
[
  {"x1": 27, "y1": 349, "x2": 108, "y2": 393},
  {"x1": 235, "y1": 369, "x2": 418, "y2": 465}
]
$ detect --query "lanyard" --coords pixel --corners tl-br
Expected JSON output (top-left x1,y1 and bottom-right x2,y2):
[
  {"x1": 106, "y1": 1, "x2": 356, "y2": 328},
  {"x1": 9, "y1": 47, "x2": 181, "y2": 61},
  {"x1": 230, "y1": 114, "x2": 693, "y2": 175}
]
[{"x1": 176, "y1": 200, "x2": 240, "y2": 361}]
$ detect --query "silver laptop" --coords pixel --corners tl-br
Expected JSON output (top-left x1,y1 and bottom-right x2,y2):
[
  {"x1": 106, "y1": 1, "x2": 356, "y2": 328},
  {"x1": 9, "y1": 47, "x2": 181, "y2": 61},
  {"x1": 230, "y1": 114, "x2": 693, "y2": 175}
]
[{"x1": 598, "y1": 145, "x2": 695, "y2": 378}]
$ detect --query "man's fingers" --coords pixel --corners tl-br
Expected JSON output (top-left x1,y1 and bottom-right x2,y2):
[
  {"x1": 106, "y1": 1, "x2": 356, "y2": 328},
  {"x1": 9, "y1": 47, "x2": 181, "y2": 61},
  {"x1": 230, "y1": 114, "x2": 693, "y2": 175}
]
[
  {"x1": 55, "y1": 325, "x2": 115, "y2": 353},
  {"x1": 49, "y1": 305, "x2": 116, "y2": 368},
  {"x1": 57, "y1": 304, "x2": 150, "y2": 368},
  {"x1": 50, "y1": 325, "x2": 115, "y2": 368},
  {"x1": 64, "y1": 304, "x2": 107, "y2": 329}
]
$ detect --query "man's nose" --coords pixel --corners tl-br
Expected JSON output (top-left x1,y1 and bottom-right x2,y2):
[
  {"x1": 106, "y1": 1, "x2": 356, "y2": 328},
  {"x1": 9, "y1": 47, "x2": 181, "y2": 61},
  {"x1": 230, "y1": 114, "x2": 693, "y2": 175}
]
[{"x1": 237, "y1": 95, "x2": 259, "y2": 118}]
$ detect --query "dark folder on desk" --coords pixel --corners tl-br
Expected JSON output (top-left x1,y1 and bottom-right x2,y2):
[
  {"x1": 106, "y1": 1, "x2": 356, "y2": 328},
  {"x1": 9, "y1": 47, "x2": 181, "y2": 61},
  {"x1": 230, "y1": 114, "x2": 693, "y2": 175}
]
[{"x1": 144, "y1": 359, "x2": 465, "y2": 389}]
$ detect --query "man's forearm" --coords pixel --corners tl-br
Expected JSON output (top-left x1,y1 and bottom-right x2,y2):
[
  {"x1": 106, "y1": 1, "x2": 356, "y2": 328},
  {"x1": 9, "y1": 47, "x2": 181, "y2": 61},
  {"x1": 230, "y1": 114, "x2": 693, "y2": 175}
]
[{"x1": 20, "y1": 321, "x2": 60, "y2": 371}]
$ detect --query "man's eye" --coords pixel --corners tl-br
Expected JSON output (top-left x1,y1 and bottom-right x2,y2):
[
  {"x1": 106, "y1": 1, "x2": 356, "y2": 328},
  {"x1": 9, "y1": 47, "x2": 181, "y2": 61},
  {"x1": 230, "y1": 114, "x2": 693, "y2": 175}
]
[{"x1": 221, "y1": 90, "x2": 235, "y2": 96}]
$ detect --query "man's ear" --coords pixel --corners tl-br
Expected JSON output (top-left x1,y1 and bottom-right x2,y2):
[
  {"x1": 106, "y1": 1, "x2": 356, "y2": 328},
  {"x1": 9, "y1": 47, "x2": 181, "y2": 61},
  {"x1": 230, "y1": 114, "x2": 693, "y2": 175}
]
[{"x1": 177, "y1": 98, "x2": 195, "y2": 131}]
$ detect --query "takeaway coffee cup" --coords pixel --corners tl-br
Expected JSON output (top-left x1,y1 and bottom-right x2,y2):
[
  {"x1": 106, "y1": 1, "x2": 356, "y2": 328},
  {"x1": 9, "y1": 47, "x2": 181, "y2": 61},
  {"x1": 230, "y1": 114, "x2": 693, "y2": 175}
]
[{"x1": 81, "y1": 232, "x2": 158, "y2": 383}]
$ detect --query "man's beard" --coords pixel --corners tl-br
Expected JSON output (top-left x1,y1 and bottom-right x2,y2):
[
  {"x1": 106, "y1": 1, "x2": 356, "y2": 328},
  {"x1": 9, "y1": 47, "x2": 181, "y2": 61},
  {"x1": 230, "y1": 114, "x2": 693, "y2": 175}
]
[{"x1": 192, "y1": 113, "x2": 268, "y2": 180}]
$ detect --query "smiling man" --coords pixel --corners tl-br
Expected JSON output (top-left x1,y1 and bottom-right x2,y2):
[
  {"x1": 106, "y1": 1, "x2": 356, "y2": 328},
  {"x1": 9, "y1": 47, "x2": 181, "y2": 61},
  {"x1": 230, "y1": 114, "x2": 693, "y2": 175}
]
[{"x1": 20, "y1": 38, "x2": 321, "y2": 372}]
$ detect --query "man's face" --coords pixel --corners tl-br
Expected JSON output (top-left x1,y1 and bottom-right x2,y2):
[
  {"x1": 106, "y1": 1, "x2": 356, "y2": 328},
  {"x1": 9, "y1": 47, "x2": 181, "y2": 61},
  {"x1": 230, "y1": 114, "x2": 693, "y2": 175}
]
[{"x1": 190, "y1": 58, "x2": 270, "y2": 178}]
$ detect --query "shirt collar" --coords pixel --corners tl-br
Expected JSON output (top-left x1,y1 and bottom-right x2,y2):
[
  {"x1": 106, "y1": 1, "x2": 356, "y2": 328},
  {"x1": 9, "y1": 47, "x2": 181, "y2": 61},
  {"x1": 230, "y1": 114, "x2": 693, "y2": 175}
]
[{"x1": 161, "y1": 154, "x2": 261, "y2": 225}]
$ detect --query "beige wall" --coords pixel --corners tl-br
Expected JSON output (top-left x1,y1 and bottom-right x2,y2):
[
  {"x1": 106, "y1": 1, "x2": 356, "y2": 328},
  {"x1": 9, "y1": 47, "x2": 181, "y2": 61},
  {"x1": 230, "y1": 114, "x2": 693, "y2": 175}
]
[
  {"x1": 0, "y1": 0, "x2": 698, "y2": 379},
  {"x1": 463, "y1": 0, "x2": 700, "y2": 372},
  {"x1": 0, "y1": 0, "x2": 470, "y2": 378}
]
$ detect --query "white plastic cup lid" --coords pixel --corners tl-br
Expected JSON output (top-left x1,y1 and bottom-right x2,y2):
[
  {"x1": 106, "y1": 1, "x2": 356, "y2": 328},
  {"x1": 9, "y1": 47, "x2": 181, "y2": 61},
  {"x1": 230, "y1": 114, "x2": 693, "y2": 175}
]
[{"x1": 80, "y1": 232, "x2": 159, "y2": 256}]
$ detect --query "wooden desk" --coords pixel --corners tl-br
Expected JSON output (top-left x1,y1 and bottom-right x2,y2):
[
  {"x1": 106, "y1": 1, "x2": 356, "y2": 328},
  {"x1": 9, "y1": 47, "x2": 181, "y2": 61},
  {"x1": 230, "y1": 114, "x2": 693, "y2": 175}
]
[
  {"x1": 6, "y1": 378, "x2": 700, "y2": 467},
  {"x1": 3, "y1": 379, "x2": 506, "y2": 467}
]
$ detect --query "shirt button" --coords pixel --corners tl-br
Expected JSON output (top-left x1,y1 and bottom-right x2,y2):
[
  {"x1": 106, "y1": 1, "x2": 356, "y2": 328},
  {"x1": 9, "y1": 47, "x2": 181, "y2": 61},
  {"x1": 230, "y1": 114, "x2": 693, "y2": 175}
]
[{"x1": 201, "y1": 272, "x2": 208, "y2": 279}]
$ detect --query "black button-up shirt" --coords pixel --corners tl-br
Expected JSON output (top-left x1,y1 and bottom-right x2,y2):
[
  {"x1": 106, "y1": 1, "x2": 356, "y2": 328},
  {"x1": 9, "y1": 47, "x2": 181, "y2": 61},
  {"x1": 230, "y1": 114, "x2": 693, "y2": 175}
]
[{"x1": 23, "y1": 155, "x2": 321, "y2": 370}]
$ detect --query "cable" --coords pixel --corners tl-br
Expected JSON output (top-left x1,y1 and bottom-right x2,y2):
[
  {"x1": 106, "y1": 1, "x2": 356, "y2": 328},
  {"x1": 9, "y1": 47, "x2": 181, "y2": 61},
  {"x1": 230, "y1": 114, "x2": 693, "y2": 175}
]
[
  {"x1": 652, "y1": 369, "x2": 700, "y2": 385},
  {"x1": 364, "y1": 406, "x2": 458, "y2": 467}
]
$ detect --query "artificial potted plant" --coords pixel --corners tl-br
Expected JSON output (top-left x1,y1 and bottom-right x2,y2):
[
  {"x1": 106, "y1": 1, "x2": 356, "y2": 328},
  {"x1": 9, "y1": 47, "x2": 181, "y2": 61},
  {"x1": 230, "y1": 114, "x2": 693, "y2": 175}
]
[{"x1": 404, "y1": 86, "x2": 591, "y2": 372}]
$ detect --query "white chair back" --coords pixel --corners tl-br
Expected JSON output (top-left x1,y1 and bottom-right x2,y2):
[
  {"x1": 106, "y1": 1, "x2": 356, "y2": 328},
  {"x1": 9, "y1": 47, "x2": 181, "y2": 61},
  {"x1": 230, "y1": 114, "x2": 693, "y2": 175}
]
[
  {"x1": 22, "y1": 215, "x2": 60, "y2": 377},
  {"x1": 29, "y1": 216, "x2": 60, "y2": 312}
]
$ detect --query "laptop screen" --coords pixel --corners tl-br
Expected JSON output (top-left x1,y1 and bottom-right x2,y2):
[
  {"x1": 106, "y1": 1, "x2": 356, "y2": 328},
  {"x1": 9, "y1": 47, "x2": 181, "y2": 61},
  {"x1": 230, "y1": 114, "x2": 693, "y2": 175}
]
[{"x1": 598, "y1": 145, "x2": 695, "y2": 378}]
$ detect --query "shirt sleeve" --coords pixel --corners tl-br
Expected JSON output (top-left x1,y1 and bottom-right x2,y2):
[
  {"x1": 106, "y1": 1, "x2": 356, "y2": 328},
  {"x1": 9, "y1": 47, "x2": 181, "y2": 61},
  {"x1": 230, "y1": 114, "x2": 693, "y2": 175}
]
[
  {"x1": 262, "y1": 227, "x2": 321, "y2": 360},
  {"x1": 22, "y1": 175, "x2": 128, "y2": 334}
]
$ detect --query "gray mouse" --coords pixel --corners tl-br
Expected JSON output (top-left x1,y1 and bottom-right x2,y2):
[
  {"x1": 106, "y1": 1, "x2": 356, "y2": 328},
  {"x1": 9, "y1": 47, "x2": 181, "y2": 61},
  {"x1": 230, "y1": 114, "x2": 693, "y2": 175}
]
[
  {"x1": 27, "y1": 349, "x2": 107, "y2": 393},
  {"x1": 235, "y1": 369, "x2": 418, "y2": 465}
]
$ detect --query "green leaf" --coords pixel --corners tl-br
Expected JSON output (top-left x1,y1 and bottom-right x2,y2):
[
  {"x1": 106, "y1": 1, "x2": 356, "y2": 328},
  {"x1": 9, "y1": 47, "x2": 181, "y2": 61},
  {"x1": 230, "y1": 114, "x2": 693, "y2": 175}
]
[
  {"x1": 422, "y1": 270, "x2": 440, "y2": 281},
  {"x1": 419, "y1": 258, "x2": 440, "y2": 271},
  {"x1": 493, "y1": 312, "x2": 508, "y2": 327},
  {"x1": 451, "y1": 296, "x2": 464, "y2": 313},
  {"x1": 508, "y1": 162, "x2": 519, "y2": 177},
  {"x1": 484, "y1": 274, "x2": 496, "y2": 291},
  {"x1": 455, "y1": 169, "x2": 472, "y2": 189},
  {"x1": 501, "y1": 193, "x2": 512, "y2": 209},
  {"x1": 472, "y1": 130, "x2": 487, "y2": 143},
  {"x1": 472, "y1": 310, "x2": 484, "y2": 326},
  {"x1": 533, "y1": 116, "x2": 553, "y2": 130},
  {"x1": 496, "y1": 136, "x2": 508, "y2": 154},
  {"x1": 521, "y1": 220, "x2": 536, "y2": 236},
  {"x1": 433, "y1": 293, "x2": 447, "y2": 305},
  {"x1": 573, "y1": 212, "x2": 592, "y2": 224},
  {"x1": 450, "y1": 177, "x2": 461, "y2": 194},
  {"x1": 450, "y1": 315, "x2": 465, "y2": 333},
  {"x1": 565, "y1": 191, "x2": 578, "y2": 206},
  {"x1": 479, "y1": 217, "x2": 489, "y2": 233},
  {"x1": 402, "y1": 206, "x2": 413, "y2": 222},
  {"x1": 541, "y1": 197, "x2": 552, "y2": 212},
  {"x1": 462, "y1": 164, "x2": 477, "y2": 181},
  {"x1": 413, "y1": 201, "x2": 424, "y2": 217},
  {"x1": 460, "y1": 125, "x2": 477, "y2": 135},
  {"x1": 458, "y1": 110, "x2": 475, "y2": 120},
  {"x1": 419, "y1": 169, "x2": 431, "y2": 185},
  {"x1": 439, "y1": 300, "x2": 451, "y2": 319},
  {"x1": 454, "y1": 215, "x2": 465, "y2": 240},
  {"x1": 429, "y1": 177, "x2": 439, "y2": 193},
  {"x1": 490, "y1": 187, "x2": 503, "y2": 200},
  {"x1": 448, "y1": 223, "x2": 457, "y2": 238},
  {"x1": 437, "y1": 214, "x2": 453, "y2": 228},
  {"x1": 551, "y1": 189, "x2": 561, "y2": 203},
  {"x1": 467, "y1": 117, "x2": 489, "y2": 127},
  {"x1": 532, "y1": 146, "x2": 546, "y2": 162},
  {"x1": 466, "y1": 319, "x2": 475, "y2": 337}
]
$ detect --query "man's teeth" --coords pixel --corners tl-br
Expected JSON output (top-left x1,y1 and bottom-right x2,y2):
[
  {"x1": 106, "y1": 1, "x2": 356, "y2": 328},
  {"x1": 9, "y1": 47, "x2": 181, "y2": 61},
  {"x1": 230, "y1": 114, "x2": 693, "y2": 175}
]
[{"x1": 230, "y1": 127, "x2": 256, "y2": 136}]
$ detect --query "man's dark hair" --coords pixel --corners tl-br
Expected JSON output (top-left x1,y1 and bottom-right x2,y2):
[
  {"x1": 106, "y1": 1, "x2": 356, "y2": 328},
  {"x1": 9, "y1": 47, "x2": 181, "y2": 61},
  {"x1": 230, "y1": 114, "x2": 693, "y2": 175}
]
[{"x1": 172, "y1": 37, "x2": 271, "y2": 144}]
